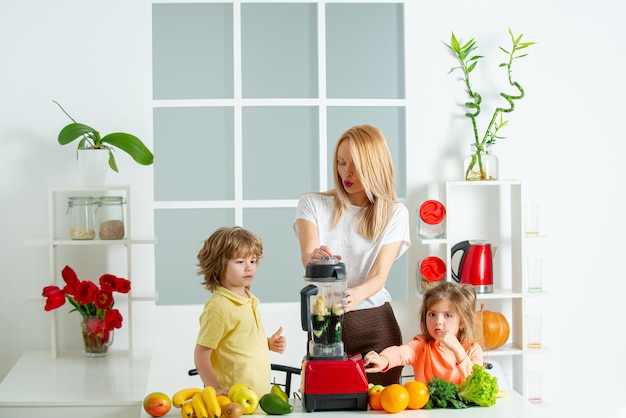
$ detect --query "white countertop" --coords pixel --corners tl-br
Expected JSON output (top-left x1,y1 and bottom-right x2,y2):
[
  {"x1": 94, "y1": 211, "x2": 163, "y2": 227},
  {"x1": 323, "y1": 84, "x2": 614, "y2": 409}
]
[{"x1": 0, "y1": 350, "x2": 548, "y2": 418}]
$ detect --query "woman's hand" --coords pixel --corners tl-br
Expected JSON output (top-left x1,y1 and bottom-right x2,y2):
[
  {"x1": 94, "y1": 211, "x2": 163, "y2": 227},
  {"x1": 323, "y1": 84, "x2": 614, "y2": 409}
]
[
  {"x1": 309, "y1": 245, "x2": 341, "y2": 263},
  {"x1": 363, "y1": 350, "x2": 388, "y2": 373},
  {"x1": 341, "y1": 286, "x2": 366, "y2": 313}
]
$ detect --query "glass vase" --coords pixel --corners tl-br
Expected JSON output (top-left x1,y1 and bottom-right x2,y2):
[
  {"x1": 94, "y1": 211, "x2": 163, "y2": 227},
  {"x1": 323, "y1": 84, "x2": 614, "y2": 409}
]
[
  {"x1": 464, "y1": 143, "x2": 499, "y2": 181},
  {"x1": 81, "y1": 315, "x2": 114, "y2": 357}
]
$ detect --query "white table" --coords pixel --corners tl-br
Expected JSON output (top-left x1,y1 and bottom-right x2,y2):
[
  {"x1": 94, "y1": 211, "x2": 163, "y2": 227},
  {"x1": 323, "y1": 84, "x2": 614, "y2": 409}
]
[
  {"x1": 0, "y1": 350, "x2": 151, "y2": 418},
  {"x1": 0, "y1": 350, "x2": 547, "y2": 418}
]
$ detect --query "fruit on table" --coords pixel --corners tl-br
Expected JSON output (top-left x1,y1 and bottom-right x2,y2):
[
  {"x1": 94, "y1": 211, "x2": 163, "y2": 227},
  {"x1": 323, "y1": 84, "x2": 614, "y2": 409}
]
[
  {"x1": 192, "y1": 392, "x2": 209, "y2": 418},
  {"x1": 271, "y1": 384, "x2": 289, "y2": 403},
  {"x1": 476, "y1": 303, "x2": 510, "y2": 350},
  {"x1": 143, "y1": 392, "x2": 172, "y2": 417},
  {"x1": 380, "y1": 383, "x2": 410, "y2": 413},
  {"x1": 222, "y1": 402, "x2": 245, "y2": 418},
  {"x1": 201, "y1": 386, "x2": 221, "y2": 418},
  {"x1": 231, "y1": 387, "x2": 259, "y2": 414},
  {"x1": 227, "y1": 383, "x2": 252, "y2": 399},
  {"x1": 181, "y1": 400, "x2": 194, "y2": 418},
  {"x1": 368, "y1": 384, "x2": 384, "y2": 395},
  {"x1": 259, "y1": 393, "x2": 294, "y2": 415},
  {"x1": 368, "y1": 391, "x2": 383, "y2": 410},
  {"x1": 403, "y1": 380, "x2": 430, "y2": 410},
  {"x1": 172, "y1": 387, "x2": 203, "y2": 408},
  {"x1": 217, "y1": 394, "x2": 232, "y2": 409}
]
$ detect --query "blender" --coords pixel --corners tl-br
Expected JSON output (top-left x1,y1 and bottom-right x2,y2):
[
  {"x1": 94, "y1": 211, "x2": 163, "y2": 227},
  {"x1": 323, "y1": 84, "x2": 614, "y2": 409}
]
[{"x1": 299, "y1": 258, "x2": 369, "y2": 412}]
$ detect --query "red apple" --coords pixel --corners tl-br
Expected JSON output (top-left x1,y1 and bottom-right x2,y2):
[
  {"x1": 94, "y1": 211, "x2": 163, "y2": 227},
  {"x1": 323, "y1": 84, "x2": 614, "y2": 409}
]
[{"x1": 143, "y1": 392, "x2": 172, "y2": 417}]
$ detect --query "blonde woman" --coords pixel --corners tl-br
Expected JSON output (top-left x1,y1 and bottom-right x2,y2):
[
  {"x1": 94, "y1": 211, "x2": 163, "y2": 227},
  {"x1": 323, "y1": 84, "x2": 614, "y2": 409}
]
[{"x1": 294, "y1": 124, "x2": 410, "y2": 386}]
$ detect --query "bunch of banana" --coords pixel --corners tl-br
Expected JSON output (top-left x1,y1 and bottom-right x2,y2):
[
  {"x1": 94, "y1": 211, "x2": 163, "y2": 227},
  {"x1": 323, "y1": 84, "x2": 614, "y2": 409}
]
[{"x1": 172, "y1": 386, "x2": 221, "y2": 418}]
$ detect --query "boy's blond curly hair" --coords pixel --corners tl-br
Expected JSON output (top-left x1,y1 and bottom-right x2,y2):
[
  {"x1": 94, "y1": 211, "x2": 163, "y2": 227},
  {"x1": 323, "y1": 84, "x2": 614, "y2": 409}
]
[{"x1": 197, "y1": 226, "x2": 263, "y2": 292}]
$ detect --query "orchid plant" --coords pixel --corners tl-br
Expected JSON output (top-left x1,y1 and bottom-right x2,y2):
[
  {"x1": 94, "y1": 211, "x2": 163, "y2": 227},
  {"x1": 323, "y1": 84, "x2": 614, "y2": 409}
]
[
  {"x1": 445, "y1": 28, "x2": 535, "y2": 180},
  {"x1": 42, "y1": 265, "x2": 131, "y2": 338}
]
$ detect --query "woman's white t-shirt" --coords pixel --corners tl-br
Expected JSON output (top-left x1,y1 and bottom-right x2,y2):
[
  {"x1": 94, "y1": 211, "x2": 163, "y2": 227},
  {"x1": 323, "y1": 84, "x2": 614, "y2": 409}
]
[{"x1": 294, "y1": 193, "x2": 410, "y2": 310}]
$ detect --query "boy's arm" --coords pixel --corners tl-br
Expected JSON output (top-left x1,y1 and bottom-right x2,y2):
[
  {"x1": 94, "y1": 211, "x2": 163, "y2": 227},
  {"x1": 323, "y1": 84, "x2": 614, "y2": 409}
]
[
  {"x1": 193, "y1": 344, "x2": 228, "y2": 396},
  {"x1": 268, "y1": 326, "x2": 286, "y2": 353}
]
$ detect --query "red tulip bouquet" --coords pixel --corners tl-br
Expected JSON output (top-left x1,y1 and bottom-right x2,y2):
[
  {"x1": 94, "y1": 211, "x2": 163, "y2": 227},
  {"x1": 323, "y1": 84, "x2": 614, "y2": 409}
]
[{"x1": 42, "y1": 265, "x2": 131, "y2": 354}]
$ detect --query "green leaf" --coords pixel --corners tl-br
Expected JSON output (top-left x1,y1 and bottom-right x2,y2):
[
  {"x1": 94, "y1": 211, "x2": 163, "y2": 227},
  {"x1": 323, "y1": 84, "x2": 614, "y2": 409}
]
[
  {"x1": 102, "y1": 132, "x2": 154, "y2": 166},
  {"x1": 58, "y1": 123, "x2": 100, "y2": 146}
]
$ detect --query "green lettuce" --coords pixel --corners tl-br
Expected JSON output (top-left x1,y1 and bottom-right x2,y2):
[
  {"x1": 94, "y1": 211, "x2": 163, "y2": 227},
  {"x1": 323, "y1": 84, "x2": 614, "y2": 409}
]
[{"x1": 459, "y1": 364, "x2": 499, "y2": 407}]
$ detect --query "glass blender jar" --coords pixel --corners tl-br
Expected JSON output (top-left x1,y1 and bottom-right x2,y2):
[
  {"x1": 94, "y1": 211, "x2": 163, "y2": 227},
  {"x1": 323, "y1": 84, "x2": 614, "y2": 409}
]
[{"x1": 300, "y1": 257, "x2": 347, "y2": 359}]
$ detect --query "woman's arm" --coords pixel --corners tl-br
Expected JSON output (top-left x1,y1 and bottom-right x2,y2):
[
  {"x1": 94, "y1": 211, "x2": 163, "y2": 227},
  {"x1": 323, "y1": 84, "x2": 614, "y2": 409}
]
[
  {"x1": 295, "y1": 219, "x2": 322, "y2": 268},
  {"x1": 342, "y1": 240, "x2": 402, "y2": 311},
  {"x1": 193, "y1": 344, "x2": 228, "y2": 396}
]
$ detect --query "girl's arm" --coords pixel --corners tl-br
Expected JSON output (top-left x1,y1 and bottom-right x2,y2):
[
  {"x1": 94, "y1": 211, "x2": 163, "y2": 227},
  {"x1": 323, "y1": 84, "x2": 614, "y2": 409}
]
[
  {"x1": 342, "y1": 241, "x2": 402, "y2": 311},
  {"x1": 193, "y1": 344, "x2": 228, "y2": 396}
]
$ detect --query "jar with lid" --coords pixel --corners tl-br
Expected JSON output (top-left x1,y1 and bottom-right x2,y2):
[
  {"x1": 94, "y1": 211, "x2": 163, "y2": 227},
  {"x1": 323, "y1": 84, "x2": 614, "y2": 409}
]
[
  {"x1": 417, "y1": 256, "x2": 446, "y2": 294},
  {"x1": 67, "y1": 196, "x2": 97, "y2": 240},
  {"x1": 97, "y1": 196, "x2": 126, "y2": 239},
  {"x1": 418, "y1": 200, "x2": 446, "y2": 239}
]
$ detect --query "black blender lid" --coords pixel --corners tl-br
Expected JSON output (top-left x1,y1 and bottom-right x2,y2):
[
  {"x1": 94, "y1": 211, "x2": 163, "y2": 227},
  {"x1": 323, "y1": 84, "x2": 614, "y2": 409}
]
[{"x1": 305, "y1": 258, "x2": 346, "y2": 281}]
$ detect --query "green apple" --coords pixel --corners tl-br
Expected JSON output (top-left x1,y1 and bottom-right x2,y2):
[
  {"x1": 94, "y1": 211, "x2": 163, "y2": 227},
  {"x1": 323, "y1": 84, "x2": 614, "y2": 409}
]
[
  {"x1": 231, "y1": 388, "x2": 259, "y2": 415},
  {"x1": 368, "y1": 384, "x2": 384, "y2": 395},
  {"x1": 227, "y1": 383, "x2": 251, "y2": 400}
]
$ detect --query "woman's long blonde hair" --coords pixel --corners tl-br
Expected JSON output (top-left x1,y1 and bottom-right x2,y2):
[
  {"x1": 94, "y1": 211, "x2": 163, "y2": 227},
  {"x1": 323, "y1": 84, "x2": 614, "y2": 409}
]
[{"x1": 322, "y1": 124, "x2": 397, "y2": 242}]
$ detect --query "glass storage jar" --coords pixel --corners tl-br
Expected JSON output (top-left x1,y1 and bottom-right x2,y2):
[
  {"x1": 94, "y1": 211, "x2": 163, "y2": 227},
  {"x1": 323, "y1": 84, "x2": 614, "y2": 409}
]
[
  {"x1": 67, "y1": 196, "x2": 97, "y2": 240},
  {"x1": 417, "y1": 256, "x2": 446, "y2": 294},
  {"x1": 97, "y1": 196, "x2": 126, "y2": 239},
  {"x1": 418, "y1": 200, "x2": 446, "y2": 239}
]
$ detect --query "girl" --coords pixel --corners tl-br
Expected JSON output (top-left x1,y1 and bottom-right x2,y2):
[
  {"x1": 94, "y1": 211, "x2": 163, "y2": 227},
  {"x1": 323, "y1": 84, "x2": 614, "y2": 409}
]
[
  {"x1": 194, "y1": 226, "x2": 286, "y2": 396},
  {"x1": 363, "y1": 282, "x2": 483, "y2": 385},
  {"x1": 294, "y1": 124, "x2": 411, "y2": 386}
]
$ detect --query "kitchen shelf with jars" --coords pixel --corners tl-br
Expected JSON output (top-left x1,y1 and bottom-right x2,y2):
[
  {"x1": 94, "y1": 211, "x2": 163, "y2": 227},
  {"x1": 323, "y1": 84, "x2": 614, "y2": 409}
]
[
  {"x1": 23, "y1": 185, "x2": 157, "y2": 358},
  {"x1": 415, "y1": 179, "x2": 547, "y2": 401}
]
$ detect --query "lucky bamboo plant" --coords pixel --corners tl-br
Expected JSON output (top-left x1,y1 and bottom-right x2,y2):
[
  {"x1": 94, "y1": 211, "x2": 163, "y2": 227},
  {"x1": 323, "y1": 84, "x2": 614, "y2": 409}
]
[{"x1": 445, "y1": 28, "x2": 535, "y2": 180}]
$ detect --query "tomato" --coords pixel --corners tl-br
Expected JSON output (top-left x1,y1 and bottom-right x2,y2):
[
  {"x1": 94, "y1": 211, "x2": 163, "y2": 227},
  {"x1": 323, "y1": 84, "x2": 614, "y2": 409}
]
[
  {"x1": 403, "y1": 380, "x2": 430, "y2": 409},
  {"x1": 379, "y1": 384, "x2": 409, "y2": 413}
]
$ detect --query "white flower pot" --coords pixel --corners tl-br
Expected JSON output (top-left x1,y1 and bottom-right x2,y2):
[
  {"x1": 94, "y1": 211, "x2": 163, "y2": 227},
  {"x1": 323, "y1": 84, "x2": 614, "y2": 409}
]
[{"x1": 77, "y1": 148, "x2": 109, "y2": 186}]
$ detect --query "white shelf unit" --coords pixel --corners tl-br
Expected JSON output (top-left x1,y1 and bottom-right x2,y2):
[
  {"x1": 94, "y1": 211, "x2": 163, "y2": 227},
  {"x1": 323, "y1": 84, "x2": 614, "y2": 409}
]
[
  {"x1": 25, "y1": 185, "x2": 157, "y2": 358},
  {"x1": 417, "y1": 180, "x2": 539, "y2": 397}
]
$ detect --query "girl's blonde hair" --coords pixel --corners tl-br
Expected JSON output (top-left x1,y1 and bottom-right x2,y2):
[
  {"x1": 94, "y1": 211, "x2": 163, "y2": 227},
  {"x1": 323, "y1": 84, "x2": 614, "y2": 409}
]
[
  {"x1": 322, "y1": 124, "x2": 397, "y2": 242},
  {"x1": 419, "y1": 282, "x2": 479, "y2": 344},
  {"x1": 197, "y1": 226, "x2": 263, "y2": 292}
]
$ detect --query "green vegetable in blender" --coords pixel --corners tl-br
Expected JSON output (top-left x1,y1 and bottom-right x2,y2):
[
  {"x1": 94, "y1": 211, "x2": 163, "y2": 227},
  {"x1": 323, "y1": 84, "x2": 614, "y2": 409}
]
[
  {"x1": 458, "y1": 363, "x2": 499, "y2": 407},
  {"x1": 424, "y1": 377, "x2": 467, "y2": 409}
]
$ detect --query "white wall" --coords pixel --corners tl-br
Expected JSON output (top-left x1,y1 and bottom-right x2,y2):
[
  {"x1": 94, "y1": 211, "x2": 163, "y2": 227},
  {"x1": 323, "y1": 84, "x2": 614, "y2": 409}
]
[{"x1": 2, "y1": 1, "x2": 625, "y2": 417}]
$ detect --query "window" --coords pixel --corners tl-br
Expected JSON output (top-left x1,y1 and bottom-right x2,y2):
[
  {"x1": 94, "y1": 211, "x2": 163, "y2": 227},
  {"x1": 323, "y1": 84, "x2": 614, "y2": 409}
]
[{"x1": 152, "y1": 1, "x2": 407, "y2": 304}]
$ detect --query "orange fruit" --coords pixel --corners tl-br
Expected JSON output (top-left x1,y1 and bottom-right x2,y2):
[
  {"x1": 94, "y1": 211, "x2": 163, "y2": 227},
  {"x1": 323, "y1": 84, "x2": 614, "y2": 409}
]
[
  {"x1": 379, "y1": 384, "x2": 409, "y2": 413},
  {"x1": 403, "y1": 380, "x2": 429, "y2": 410},
  {"x1": 368, "y1": 391, "x2": 383, "y2": 410}
]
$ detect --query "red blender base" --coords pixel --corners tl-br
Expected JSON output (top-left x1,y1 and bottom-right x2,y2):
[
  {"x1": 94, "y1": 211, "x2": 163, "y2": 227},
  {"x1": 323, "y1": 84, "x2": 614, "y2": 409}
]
[{"x1": 301, "y1": 353, "x2": 369, "y2": 412}]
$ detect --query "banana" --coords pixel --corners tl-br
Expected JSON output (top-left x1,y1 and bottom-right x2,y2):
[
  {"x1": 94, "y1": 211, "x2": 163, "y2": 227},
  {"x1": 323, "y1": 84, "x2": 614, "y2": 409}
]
[
  {"x1": 201, "y1": 386, "x2": 221, "y2": 418},
  {"x1": 181, "y1": 400, "x2": 194, "y2": 418},
  {"x1": 172, "y1": 388, "x2": 203, "y2": 408},
  {"x1": 192, "y1": 392, "x2": 209, "y2": 418}
]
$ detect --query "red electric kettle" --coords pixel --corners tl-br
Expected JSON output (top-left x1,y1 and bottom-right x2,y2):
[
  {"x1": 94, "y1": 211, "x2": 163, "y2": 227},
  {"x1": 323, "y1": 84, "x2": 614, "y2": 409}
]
[{"x1": 451, "y1": 240, "x2": 494, "y2": 293}]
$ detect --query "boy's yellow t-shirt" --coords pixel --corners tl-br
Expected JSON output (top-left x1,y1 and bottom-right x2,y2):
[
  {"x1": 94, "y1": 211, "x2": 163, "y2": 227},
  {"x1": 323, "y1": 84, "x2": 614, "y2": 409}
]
[{"x1": 196, "y1": 286, "x2": 271, "y2": 396}]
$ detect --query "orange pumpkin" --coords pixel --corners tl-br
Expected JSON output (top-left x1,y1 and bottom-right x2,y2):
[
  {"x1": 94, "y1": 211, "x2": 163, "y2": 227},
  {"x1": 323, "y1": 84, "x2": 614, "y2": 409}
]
[{"x1": 476, "y1": 304, "x2": 510, "y2": 350}]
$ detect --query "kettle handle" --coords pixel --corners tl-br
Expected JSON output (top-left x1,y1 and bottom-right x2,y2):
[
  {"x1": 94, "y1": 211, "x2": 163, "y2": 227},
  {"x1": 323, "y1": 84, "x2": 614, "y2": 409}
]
[
  {"x1": 300, "y1": 284, "x2": 318, "y2": 332},
  {"x1": 450, "y1": 240, "x2": 470, "y2": 283}
]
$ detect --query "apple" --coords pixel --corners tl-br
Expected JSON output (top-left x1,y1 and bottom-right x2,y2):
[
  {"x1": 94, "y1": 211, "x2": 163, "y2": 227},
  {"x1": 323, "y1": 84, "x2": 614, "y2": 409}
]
[
  {"x1": 222, "y1": 402, "x2": 245, "y2": 418},
  {"x1": 368, "y1": 384, "x2": 384, "y2": 395},
  {"x1": 227, "y1": 383, "x2": 251, "y2": 400},
  {"x1": 143, "y1": 392, "x2": 171, "y2": 417},
  {"x1": 231, "y1": 388, "x2": 259, "y2": 415}
]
